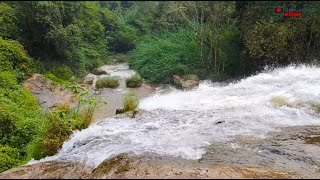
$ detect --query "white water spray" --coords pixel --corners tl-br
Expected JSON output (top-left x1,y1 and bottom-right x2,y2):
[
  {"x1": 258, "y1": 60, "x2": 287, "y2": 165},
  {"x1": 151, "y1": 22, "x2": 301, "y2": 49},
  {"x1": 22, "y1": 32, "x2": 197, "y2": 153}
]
[{"x1": 29, "y1": 65, "x2": 320, "y2": 167}]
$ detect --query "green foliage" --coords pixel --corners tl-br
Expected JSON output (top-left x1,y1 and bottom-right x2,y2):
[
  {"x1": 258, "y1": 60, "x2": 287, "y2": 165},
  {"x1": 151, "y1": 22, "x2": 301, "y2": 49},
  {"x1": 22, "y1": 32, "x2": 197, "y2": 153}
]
[
  {"x1": 0, "y1": 37, "x2": 34, "y2": 81},
  {"x1": 13, "y1": 1, "x2": 108, "y2": 77},
  {"x1": 128, "y1": 29, "x2": 201, "y2": 83},
  {"x1": 0, "y1": 71, "x2": 17, "y2": 88},
  {"x1": 28, "y1": 102, "x2": 95, "y2": 160},
  {"x1": 0, "y1": 65, "x2": 40, "y2": 172},
  {"x1": 95, "y1": 77, "x2": 120, "y2": 89},
  {"x1": 126, "y1": 74, "x2": 143, "y2": 88},
  {"x1": 0, "y1": 37, "x2": 98, "y2": 172},
  {"x1": 101, "y1": 8, "x2": 139, "y2": 53},
  {"x1": 123, "y1": 92, "x2": 139, "y2": 112},
  {"x1": 50, "y1": 66, "x2": 74, "y2": 81},
  {"x1": 0, "y1": 3, "x2": 18, "y2": 39},
  {"x1": 240, "y1": 1, "x2": 320, "y2": 73},
  {"x1": 0, "y1": 39, "x2": 40, "y2": 164},
  {"x1": 0, "y1": 145, "x2": 22, "y2": 173}
]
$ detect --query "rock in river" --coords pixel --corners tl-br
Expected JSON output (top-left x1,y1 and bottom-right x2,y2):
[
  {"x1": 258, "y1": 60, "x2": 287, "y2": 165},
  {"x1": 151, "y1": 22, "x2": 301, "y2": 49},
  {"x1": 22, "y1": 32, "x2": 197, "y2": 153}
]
[
  {"x1": 173, "y1": 74, "x2": 200, "y2": 89},
  {"x1": 91, "y1": 68, "x2": 109, "y2": 75}
]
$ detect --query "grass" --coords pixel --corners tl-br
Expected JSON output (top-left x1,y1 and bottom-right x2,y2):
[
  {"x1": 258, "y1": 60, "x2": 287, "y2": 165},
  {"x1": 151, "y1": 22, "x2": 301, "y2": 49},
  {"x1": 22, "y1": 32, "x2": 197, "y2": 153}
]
[
  {"x1": 128, "y1": 29, "x2": 201, "y2": 83},
  {"x1": 96, "y1": 77, "x2": 120, "y2": 89},
  {"x1": 126, "y1": 74, "x2": 143, "y2": 88},
  {"x1": 123, "y1": 92, "x2": 139, "y2": 112},
  {"x1": 27, "y1": 103, "x2": 95, "y2": 159}
]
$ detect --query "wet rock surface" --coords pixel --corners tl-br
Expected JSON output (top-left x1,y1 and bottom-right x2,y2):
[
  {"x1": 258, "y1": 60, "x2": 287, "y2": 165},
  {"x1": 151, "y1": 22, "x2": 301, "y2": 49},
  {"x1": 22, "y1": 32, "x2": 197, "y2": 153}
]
[
  {"x1": 173, "y1": 74, "x2": 200, "y2": 89},
  {"x1": 201, "y1": 126, "x2": 320, "y2": 179},
  {"x1": 91, "y1": 68, "x2": 109, "y2": 75},
  {"x1": 83, "y1": 63, "x2": 159, "y2": 122},
  {"x1": 2, "y1": 126, "x2": 320, "y2": 179},
  {"x1": 23, "y1": 74, "x2": 78, "y2": 110},
  {"x1": 0, "y1": 154, "x2": 293, "y2": 179},
  {"x1": 0, "y1": 161, "x2": 92, "y2": 179}
]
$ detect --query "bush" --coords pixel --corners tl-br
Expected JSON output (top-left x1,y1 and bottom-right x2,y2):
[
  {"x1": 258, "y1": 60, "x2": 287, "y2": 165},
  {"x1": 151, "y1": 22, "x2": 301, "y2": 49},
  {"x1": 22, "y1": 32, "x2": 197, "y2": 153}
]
[
  {"x1": 0, "y1": 38, "x2": 42, "y2": 172},
  {"x1": 0, "y1": 71, "x2": 17, "y2": 88},
  {"x1": 50, "y1": 66, "x2": 74, "y2": 81},
  {"x1": 0, "y1": 37, "x2": 34, "y2": 81},
  {"x1": 128, "y1": 29, "x2": 201, "y2": 83},
  {"x1": 0, "y1": 3, "x2": 18, "y2": 39},
  {"x1": 28, "y1": 103, "x2": 95, "y2": 160},
  {"x1": 123, "y1": 92, "x2": 139, "y2": 112},
  {"x1": 126, "y1": 74, "x2": 143, "y2": 88},
  {"x1": 101, "y1": 9, "x2": 139, "y2": 53},
  {"x1": 96, "y1": 77, "x2": 120, "y2": 89},
  {"x1": 0, "y1": 78, "x2": 40, "y2": 172},
  {"x1": 0, "y1": 145, "x2": 22, "y2": 173}
]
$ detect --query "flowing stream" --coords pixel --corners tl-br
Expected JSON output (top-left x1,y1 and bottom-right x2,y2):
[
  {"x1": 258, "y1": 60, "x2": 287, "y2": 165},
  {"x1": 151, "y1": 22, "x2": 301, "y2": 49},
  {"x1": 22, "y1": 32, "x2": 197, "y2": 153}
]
[{"x1": 29, "y1": 65, "x2": 320, "y2": 168}]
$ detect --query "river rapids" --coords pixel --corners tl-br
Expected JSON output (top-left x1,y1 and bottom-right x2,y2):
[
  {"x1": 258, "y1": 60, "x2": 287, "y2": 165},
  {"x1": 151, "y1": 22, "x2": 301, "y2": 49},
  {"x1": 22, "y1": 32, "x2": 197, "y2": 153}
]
[{"x1": 28, "y1": 65, "x2": 320, "y2": 168}]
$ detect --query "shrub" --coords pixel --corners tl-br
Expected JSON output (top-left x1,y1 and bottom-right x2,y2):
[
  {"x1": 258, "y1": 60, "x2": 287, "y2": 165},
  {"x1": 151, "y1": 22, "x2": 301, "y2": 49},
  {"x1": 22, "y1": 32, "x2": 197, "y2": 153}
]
[
  {"x1": 0, "y1": 38, "x2": 41, "y2": 172},
  {"x1": 0, "y1": 3, "x2": 18, "y2": 39},
  {"x1": 128, "y1": 29, "x2": 201, "y2": 83},
  {"x1": 50, "y1": 66, "x2": 74, "y2": 81},
  {"x1": 28, "y1": 103, "x2": 95, "y2": 160},
  {"x1": 0, "y1": 71, "x2": 17, "y2": 88},
  {"x1": 126, "y1": 74, "x2": 143, "y2": 88},
  {"x1": 95, "y1": 77, "x2": 120, "y2": 89},
  {"x1": 101, "y1": 9, "x2": 139, "y2": 53},
  {"x1": 0, "y1": 145, "x2": 21, "y2": 173},
  {"x1": 0, "y1": 37, "x2": 34, "y2": 81},
  {"x1": 0, "y1": 81, "x2": 40, "y2": 172},
  {"x1": 123, "y1": 92, "x2": 139, "y2": 112}
]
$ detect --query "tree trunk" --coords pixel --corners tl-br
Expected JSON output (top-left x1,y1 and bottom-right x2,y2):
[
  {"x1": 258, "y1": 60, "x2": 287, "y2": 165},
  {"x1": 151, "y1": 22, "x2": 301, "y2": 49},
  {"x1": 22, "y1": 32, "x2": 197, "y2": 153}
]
[
  {"x1": 208, "y1": 39, "x2": 213, "y2": 66},
  {"x1": 306, "y1": 30, "x2": 312, "y2": 58},
  {"x1": 214, "y1": 47, "x2": 217, "y2": 74},
  {"x1": 218, "y1": 35, "x2": 222, "y2": 73},
  {"x1": 200, "y1": 8, "x2": 204, "y2": 67}
]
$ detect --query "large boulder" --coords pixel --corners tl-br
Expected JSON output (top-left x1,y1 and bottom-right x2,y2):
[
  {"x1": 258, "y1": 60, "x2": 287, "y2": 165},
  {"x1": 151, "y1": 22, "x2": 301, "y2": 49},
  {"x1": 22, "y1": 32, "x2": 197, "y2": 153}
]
[
  {"x1": 23, "y1": 74, "x2": 78, "y2": 110},
  {"x1": 91, "y1": 68, "x2": 109, "y2": 75},
  {"x1": 173, "y1": 74, "x2": 199, "y2": 89},
  {"x1": 84, "y1": 74, "x2": 95, "y2": 84}
]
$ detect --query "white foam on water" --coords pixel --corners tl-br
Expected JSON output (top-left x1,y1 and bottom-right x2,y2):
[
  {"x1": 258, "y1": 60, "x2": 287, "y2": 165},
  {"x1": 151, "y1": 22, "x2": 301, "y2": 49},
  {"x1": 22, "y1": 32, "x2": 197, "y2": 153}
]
[{"x1": 28, "y1": 65, "x2": 320, "y2": 167}]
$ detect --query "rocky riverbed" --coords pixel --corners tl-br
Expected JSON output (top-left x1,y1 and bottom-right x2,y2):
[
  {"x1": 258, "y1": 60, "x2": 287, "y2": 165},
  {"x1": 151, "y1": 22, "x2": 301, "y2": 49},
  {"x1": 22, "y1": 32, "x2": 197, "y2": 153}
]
[
  {"x1": 83, "y1": 63, "x2": 161, "y2": 121},
  {"x1": 1, "y1": 125, "x2": 320, "y2": 179}
]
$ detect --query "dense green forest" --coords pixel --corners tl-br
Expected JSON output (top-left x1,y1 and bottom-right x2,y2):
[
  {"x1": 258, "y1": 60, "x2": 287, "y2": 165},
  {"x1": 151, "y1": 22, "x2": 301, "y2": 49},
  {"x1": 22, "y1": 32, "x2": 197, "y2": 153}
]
[{"x1": 1, "y1": 1, "x2": 320, "y2": 172}]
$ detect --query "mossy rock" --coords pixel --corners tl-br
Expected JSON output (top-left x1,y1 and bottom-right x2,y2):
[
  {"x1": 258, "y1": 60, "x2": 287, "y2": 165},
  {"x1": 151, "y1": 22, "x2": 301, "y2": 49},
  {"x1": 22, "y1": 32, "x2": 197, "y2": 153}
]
[
  {"x1": 91, "y1": 68, "x2": 108, "y2": 75},
  {"x1": 96, "y1": 77, "x2": 119, "y2": 89},
  {"x1": 125, "y1": 75, "x2": 143, "y2": 88}
]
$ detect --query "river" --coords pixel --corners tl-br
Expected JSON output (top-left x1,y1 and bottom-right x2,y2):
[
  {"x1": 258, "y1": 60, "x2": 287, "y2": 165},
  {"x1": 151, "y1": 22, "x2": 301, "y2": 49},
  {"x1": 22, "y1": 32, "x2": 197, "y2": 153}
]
[{"x1": 2, "y1": 64, "x2": 320, "y2": 178}]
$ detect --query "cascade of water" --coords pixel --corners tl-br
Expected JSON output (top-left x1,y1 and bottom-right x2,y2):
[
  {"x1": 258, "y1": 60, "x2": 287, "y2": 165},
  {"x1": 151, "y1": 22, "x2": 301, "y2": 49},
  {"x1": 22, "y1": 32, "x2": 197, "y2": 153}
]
[{"x1": 29, "y1": 65, "x2": 320, "y2": 168}]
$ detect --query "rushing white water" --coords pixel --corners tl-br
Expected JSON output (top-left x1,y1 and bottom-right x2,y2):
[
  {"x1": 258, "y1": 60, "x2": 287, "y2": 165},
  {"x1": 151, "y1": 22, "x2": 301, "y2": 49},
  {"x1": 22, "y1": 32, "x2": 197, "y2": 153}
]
[{"x1": 29, "y1": 65, "x2": 320, "y2": 167}]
